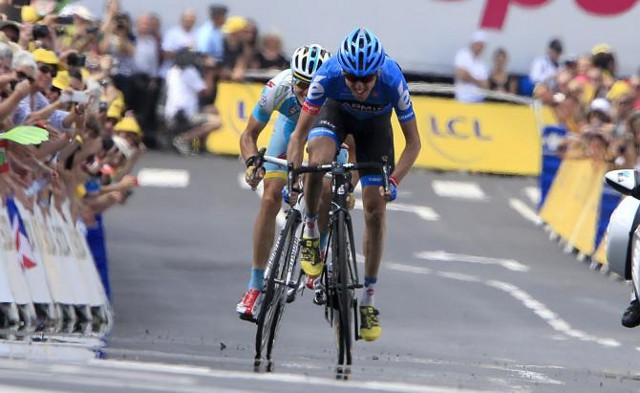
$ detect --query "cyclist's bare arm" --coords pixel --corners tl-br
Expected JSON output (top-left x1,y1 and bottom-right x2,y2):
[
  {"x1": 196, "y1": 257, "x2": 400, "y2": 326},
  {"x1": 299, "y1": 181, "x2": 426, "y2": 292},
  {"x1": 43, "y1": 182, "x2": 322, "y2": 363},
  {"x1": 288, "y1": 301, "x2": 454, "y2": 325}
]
[
  {"x1": 393, "y1": 117, "x2": 421, "y2": 183},
  {"x1": 239, "y1": 115, "x2": 268, "y2": 163},
  {"x1": 286, "y1": 109, "x2": 316, "y2": 169}
]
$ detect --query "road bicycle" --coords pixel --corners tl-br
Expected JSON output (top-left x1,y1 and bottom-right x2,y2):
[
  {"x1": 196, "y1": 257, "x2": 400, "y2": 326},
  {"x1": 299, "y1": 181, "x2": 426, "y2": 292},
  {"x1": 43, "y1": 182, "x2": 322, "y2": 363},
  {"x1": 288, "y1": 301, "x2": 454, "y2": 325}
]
[
  {"x1": 251, "y1": 151, "x2": 306, "y2": 368},
  {"x1": 288, "y1": 158, "x2": 391, "y2": 375}
]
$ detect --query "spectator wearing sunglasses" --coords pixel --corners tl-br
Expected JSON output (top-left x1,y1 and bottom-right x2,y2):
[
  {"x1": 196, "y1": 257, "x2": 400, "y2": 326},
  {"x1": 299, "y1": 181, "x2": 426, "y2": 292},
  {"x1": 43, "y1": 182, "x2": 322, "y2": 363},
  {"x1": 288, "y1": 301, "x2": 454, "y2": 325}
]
[
  {"x1": 286, "y1": 28, "x2": 421, "y2": 342},
  {"x1": 12, "y1": 49, "x2": 78, "y2": 130}
]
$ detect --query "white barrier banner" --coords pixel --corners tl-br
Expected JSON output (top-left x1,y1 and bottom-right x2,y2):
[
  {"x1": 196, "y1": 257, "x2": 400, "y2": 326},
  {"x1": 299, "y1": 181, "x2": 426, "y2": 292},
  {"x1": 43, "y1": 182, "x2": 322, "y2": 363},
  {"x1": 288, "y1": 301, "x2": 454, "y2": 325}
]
[
  {"x1": 13, "y1": 200, "x2": 53, "y2": 305},
  {"x1": 0, "y1": 203, "x2": 32, "y2": 305},
  {"x1": 0, "y1": 203, "x2": 14, "y2": 303},
  {"x1": 59, "y1": 200, "x2": 105, "y2": 307},
  {"x1": 33, "y1": 206, "x2": 75, "y2": 304}
]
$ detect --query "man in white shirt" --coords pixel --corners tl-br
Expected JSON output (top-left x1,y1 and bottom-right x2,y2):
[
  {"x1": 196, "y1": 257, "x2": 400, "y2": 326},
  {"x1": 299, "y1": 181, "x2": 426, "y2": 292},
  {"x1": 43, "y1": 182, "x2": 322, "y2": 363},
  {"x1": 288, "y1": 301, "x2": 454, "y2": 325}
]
[
  {"x1": 454, "y1": 31, "x2": 489, "y2": 103},
  {"x1": 164, "y1": 49, "x2": 221, "y2": 155},
  {"x1": 160, "y1": 9, "x2": 198, "y2": 77},
  {"x1": 529, "y1": 38, "x2": 563, "y2": 86}
]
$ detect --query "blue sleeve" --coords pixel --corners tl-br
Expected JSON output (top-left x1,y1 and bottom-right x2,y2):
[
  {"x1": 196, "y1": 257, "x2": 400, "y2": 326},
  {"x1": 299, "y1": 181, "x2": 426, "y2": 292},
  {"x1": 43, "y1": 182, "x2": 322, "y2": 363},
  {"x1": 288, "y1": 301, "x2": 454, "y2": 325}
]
[
  {"x1": 384, "y1": 61, "x2": 415, "y2": 123},
  {"x1": 252, "y1": 102, "x2": 271, "y2": 124},
  {"x1": 49, "y1": 110, "x2": 70, "y2": 131}
]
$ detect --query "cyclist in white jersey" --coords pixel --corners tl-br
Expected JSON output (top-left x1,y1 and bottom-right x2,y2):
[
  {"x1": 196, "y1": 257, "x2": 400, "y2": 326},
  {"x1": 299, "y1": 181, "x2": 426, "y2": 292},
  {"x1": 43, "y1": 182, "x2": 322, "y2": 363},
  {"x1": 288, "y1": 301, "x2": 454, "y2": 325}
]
[{"x1": 236, "y1": 45, "x2": 332, "y2": 320}]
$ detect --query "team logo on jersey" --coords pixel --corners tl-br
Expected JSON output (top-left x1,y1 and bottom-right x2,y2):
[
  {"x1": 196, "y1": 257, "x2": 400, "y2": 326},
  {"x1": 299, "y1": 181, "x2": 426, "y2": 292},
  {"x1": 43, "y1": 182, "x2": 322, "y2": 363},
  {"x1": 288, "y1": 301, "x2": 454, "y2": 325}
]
[
  {"x1": 266, "y1": 81, "x2": 275, "y2": 88},
  {"x1": 307, "y1": 75, "x2": 326, "y2": 101},
  {"x1": 396, "y1": 82, "x2": 412, "y2": 111},
  {"x1": 259, "y1": 92, "x2": 268, "y2": 107}
]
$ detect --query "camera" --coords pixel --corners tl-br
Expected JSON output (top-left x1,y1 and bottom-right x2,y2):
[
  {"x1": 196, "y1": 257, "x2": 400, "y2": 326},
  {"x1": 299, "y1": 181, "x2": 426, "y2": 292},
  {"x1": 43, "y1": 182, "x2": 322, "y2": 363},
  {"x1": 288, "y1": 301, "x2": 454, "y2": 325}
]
[
  {"x1": 67, "y1": 53, "x2": 86, "y2": 68},
  {"x1": 115, "y1": 14, "x2": 127, "y2": 30},
  {"x1": 32, "y1": 24, "x2": 49, "y2": 40},
  {"x1": 99, "y1": 101, "x2": 108, "y2": 112}
]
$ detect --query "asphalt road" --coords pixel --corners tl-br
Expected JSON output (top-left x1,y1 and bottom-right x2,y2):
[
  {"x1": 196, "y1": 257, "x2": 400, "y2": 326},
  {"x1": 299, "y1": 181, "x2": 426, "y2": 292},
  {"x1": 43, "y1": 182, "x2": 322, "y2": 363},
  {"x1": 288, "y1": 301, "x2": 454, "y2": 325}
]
[{"x1": 2, "y1": 150, "x2": 640, "y2": 392}]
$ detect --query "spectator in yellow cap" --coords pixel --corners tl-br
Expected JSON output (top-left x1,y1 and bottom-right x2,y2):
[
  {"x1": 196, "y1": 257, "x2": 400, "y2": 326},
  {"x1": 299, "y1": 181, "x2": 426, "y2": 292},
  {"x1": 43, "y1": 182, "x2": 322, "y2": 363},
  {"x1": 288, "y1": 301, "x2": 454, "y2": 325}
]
[
  {"x1": 47, "y1": 70, "x2": 70, "y2": 103},
  {"x1": 32, "y1": 48, "x2": 59, "y2": 89},
  {"x1": 608, "y1": 81, "x2": 636, "y2": 139},
  {"x1": 220, "y1": 16, "x2": 250, "y2": 81},
  {"x1": 591, "y1": 43, "x2": 616, "y2": 86},
  {"x1": 113, "y1": 111, "x2": 142, "y2": 148}
]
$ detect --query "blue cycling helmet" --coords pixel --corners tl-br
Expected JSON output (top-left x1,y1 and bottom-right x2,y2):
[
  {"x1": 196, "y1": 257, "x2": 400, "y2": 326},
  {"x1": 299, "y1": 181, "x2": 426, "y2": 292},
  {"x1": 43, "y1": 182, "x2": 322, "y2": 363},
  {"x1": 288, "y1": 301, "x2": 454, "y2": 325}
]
[
  {"x1": 290, "y1": 44, "x2": 331, "y2": 83},
  {"x1": 337, "y1": 27, "x2": 386, "y2": 77}
]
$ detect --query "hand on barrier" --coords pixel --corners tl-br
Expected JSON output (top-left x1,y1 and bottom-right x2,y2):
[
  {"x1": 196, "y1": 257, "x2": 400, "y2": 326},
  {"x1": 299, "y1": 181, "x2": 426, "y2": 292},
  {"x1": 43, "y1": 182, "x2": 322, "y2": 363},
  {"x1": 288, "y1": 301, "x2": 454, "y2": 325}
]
[{"x1": 379, "y1": 175, "x2": 398, "y2": 202}]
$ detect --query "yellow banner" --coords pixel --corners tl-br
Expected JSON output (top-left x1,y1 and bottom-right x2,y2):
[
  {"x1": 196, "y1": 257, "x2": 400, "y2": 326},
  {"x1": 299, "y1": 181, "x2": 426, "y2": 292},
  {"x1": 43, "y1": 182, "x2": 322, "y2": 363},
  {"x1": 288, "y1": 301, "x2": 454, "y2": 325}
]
[
  {"x1": 207, "y1": 82, "x2": 542, "y2": 175},
  {"x1": 539, "y1": 159, "x2": 606, "y2": 255}
]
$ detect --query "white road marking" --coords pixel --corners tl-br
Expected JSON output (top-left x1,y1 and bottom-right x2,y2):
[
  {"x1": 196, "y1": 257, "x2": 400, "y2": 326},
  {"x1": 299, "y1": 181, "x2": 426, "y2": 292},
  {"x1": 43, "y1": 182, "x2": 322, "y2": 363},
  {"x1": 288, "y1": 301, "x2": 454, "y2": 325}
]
[
  {"x1": 509, "y1": 198, "x2": 542, "y2": 226},
  {"x1": 385, "y1": 262, "x2": 619, "y2": 348},
  {"x1": 487, "y1": 280, "x2": 620, "y2": 348},
  {"x1": 524, "y1": 187, "x2": 540, "y2": 206},
  {"x1": 91, "y1": 359, "x2": 487, "y2": 393},
  {"x1": 432, "y1": 181, "x2": 487, "y2": 200},
  {"x1": 137, "y1": 168, "x2": 189, "y2": 188},
  {"x1": 415, "y1": 250, "x2": 529, "y2": 272},
  {"x1": 355, "y1": 200, "x2": 439, "y2": 221}
]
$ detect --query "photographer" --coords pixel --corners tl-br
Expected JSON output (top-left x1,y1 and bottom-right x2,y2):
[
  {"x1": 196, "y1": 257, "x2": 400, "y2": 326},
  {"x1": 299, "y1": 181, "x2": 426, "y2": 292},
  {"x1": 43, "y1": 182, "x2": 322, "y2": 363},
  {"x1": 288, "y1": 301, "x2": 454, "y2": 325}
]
[
  {"x1": 164, "y1": 48, "x2": 221, "y2": 155},
  {"x1": 99, "y1": 1, "x2": 135, "y2": 108}
]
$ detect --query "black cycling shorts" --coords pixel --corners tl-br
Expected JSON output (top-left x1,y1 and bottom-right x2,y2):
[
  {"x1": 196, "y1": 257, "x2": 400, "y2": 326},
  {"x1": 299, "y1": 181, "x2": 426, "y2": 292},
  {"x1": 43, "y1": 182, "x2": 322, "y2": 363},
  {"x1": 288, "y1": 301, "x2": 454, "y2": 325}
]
[{"x1": 308, "y1": 99, "x2": 395, "y2": 181}]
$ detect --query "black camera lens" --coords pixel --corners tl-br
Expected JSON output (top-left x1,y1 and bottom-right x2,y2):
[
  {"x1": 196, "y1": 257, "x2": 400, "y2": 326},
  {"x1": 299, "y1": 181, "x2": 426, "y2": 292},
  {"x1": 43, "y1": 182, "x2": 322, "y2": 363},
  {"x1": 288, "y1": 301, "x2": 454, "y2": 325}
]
[
  {"x1": 99, "y1": 101, "x2": 108, "y2": 112},
  {"x1": 32, "y1": 24, "x2": 49, "y2": 40}
]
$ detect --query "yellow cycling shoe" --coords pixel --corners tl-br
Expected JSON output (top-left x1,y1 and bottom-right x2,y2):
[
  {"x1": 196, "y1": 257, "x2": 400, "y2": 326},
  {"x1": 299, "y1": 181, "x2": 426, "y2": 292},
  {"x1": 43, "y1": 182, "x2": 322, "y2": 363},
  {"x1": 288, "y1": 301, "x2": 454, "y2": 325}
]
[
  {"x1": 359, "y1": 306, "x2": 382, "y2": 341},
  {"x1": 300, "y1": 237, "x2": 323, "y2": 277}
]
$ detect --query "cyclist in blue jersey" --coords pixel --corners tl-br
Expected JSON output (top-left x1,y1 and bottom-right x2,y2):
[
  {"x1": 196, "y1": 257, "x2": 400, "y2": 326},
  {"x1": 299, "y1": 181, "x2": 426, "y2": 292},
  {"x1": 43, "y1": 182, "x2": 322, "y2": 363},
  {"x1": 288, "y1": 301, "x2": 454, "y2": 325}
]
[
  {"x1": 236, "y1": 44, "x2": 332, "y2": 320},
  {"x1": 286, "y1": 28, "x2": 421, "y2": 341}
]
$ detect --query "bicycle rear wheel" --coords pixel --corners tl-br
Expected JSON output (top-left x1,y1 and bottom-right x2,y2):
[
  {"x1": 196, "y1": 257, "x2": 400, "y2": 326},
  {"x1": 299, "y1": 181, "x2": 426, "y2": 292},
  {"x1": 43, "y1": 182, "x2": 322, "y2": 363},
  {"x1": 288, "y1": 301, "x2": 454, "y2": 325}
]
[
  {"x1": 333, "y1": 210, "x2": 353, "y2": 367},
  {"x1": 255, "y1": 210, "x2": 300, "y2": 362}
]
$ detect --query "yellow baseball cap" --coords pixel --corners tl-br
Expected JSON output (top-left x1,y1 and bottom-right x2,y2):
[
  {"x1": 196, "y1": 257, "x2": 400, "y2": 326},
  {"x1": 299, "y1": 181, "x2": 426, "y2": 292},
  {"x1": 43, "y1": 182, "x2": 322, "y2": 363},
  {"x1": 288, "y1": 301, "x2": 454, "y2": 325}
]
[
  {"x1": 221, "y1": 16, "x2": 248, "y2": 34},
  {"x1": 51, "y1": 71, "x2": 70, "y2": 90},
  {"x1": 114, "y1": 116, "x2": 142, "y2": 136},
  {"x1": 21, "y1": 6, "x2": 40, "y2": 24},
  {"x1": 607, "y1": 80, "x2": 632, "y2": 102},
  {"x1": 32, "y1": 48, "x2": 59, "y2": 65}
]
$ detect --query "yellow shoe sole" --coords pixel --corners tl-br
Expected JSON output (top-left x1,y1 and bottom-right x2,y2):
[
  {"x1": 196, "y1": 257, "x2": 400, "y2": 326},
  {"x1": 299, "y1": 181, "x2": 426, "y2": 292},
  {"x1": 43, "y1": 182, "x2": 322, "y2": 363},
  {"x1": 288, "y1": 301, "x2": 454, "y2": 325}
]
[
  {"x1": 301, "y1": 260, "x2": 324, "y2": 277},
  {"x1": 360, "y1": 326, "x2": 382, "y2": 342}
]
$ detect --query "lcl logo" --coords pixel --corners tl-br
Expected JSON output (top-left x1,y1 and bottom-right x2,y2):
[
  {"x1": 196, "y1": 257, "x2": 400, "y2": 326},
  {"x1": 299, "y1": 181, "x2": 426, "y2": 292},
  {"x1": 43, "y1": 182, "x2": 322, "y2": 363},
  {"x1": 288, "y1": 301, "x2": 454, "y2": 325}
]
[{"x1": 428, "y1": 116, "x2": 492, "y2": 140}]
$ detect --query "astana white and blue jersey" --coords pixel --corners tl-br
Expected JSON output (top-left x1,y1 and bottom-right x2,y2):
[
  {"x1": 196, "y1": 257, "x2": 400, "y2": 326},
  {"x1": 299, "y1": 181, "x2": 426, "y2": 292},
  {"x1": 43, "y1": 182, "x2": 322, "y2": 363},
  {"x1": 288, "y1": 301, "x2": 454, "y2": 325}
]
[
  {"x1": 251, "y1": 69, "x2": 302, "y2": 178},
  {"x1": 302, "y1": 56, "x2": 415, "y2": 123}
]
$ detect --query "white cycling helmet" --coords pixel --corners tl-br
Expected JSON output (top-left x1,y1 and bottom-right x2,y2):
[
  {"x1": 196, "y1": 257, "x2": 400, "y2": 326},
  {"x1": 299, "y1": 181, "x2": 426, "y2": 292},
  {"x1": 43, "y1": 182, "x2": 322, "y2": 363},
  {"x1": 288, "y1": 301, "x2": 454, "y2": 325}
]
[
  {"x1": 290, "y1": 44, "x2": 331, "y2": 83},
  {"x1": 606, "y1": 196, "x2": 640, "y2": 279}
]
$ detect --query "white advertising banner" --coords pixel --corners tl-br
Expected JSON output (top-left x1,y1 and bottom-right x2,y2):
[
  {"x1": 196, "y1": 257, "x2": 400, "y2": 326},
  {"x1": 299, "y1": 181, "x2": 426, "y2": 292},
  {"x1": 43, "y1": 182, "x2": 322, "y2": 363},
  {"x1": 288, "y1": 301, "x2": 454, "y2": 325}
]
[
  {"x1": 0, "y1": 203, "x2": 32, "y2": 305},
  {"x1": 33, "y1": 206, "x2": 75, "y2": 305},
  {"x1": 13, "y1": 200, "x2": 53, "y2": 305}
]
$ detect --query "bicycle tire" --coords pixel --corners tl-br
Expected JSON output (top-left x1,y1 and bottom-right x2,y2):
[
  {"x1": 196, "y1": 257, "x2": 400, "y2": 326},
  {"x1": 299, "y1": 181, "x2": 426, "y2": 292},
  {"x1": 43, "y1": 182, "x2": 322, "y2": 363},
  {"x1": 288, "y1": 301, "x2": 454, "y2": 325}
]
[
  {"x1": 333, "y1": 210, "x2": 353, "y2": 366},
  {"x1": 255, "y1": 210, "x2": 299, "y2": 361}
]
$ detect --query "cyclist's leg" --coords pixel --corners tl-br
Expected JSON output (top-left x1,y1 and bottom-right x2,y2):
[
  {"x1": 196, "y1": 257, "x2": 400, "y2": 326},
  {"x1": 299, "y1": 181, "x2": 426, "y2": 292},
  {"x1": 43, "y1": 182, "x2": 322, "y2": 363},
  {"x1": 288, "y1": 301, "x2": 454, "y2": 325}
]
[
  {"x1": 352, "y1": 113, "x2": 394, "y2": 341},
  {"x1": 238, "y1": 120, "x2": 288, "y2": 318},
  {"x1": 300, "y1": 100, "x2": 346, "y2": 277}
]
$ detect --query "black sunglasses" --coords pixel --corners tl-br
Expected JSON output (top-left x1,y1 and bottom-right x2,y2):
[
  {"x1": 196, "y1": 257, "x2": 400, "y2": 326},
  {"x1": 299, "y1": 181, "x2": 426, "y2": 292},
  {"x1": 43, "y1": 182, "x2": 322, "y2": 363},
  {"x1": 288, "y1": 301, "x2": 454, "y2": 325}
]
[
  {"x1": 16, "y1": 71, "x2": 35, "y2": 83},
  {"x1": 343, "y1": 72, "x2": 376, "y2": 84},
  {"x1": 38, "y1": 64, "x2": 57, "y2": 78}
]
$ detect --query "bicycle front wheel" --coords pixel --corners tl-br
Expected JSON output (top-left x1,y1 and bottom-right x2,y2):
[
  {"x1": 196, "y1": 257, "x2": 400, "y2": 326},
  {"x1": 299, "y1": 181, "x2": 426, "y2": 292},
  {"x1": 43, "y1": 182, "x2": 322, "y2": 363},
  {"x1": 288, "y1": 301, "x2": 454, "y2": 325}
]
[
  {"x1": 255, "y1": 210, "x2": 300, "y2": 362},
  {"x1": 333, "y1": 210, "x2": 353, "y2": 367}
]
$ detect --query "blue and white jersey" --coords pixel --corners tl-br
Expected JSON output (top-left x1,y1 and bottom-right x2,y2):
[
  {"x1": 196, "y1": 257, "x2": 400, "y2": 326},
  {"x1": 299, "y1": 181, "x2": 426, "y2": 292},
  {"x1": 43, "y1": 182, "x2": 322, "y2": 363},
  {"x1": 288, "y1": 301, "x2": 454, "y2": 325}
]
[
  {"x1": 303, "y1": 56, "x2": 415, "y2": 123},
  {"x1": 252, "y1": 69, "x2": 301, "y2": 136}
]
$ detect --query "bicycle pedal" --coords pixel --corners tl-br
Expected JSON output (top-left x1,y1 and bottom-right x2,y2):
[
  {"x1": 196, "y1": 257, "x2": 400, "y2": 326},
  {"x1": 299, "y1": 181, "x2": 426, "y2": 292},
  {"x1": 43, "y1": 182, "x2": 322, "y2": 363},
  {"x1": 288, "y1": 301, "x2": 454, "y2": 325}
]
[
  {"x1": 239, "y1": 313, "x2": 258, "y2": 324},
  {"x1": 313, "y1": 289, "x2": 326, "y2": 306}
]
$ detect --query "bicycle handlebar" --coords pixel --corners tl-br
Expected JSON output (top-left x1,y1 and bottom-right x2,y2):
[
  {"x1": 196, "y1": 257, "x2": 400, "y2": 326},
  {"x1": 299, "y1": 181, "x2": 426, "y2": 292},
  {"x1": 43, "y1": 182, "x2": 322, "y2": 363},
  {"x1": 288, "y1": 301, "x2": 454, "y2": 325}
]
[{"x1": 288, "y1": 160, "x2": 391, "y2": 195}]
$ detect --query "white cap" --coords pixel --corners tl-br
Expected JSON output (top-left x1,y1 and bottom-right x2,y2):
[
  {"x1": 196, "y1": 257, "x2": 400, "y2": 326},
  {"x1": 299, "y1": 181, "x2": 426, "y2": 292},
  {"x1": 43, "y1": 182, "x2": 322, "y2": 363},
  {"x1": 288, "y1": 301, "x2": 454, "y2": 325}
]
[
  {"x1": 59, "y1": 4, "x2": 95, "y2": 22},
  {"x1": 470, "y1": 30, "x2": 488, "y2": 44},
  {"x1": 590, "y1": 98, "x2": 612, "y2": 115}
]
